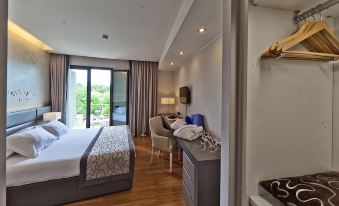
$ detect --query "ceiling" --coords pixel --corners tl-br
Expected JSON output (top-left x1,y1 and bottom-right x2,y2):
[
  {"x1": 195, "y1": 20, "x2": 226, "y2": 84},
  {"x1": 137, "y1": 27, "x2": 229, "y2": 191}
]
[
  {"x1": 9, "y1": 0, "x2": 223, "y2": 71},
  {"x1": 9, "y1": 0, "x2": 183, "y2": 62},
  {"x1": 11, "y1": 0, "x2": 336, "y2": 71},
  {"x1": 254, "y1": 0, "x2": 339, "y2": 17},
  {"x1": 159, "y1": 0, "x2": 223, "y2": 71}
]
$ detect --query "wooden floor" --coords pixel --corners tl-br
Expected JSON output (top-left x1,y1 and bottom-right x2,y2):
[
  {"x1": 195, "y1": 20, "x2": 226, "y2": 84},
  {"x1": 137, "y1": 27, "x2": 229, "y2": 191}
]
[{"x1": 67, "y1": 136, "x2": 185, "y2": 206}]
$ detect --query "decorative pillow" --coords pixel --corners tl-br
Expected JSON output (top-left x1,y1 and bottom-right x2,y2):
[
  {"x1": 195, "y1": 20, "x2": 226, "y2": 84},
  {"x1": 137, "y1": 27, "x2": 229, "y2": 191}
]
[
  {"x1": 6, "y1": 148, "x2": 14, "y2": 158},
  {"x1": 40, "y1": 120, "x2": 69, "y2": 138},
  {"x1": 7, "y1": 127, "x2": 57, "y2": 158}
]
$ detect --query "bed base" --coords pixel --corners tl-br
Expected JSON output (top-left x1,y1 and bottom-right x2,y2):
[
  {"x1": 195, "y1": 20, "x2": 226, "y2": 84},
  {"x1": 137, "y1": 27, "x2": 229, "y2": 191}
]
[
  {"x1": 7, "y1": 176, "x2": 133, "y2": 206},
  {"x1": 249, "y1": 195, "x2": 284, "y2": 206},
  {"x1": 249, "y1": 184, "x2": 285, "y2": 206}
]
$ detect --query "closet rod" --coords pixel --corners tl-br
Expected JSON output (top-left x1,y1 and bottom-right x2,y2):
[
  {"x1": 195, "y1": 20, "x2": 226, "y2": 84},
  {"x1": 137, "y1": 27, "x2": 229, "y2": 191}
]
[{"x1": 294, "y1": 0, "x2": 339, "y2": 24}]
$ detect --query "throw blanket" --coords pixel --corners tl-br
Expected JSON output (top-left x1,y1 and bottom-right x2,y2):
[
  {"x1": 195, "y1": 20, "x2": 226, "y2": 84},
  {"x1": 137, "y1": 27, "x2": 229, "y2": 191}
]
[
  {"x1": 79, "y1": 126, "x2": 135, "y2": 187},
  {"x1": 260, "y1": 171, "x2": 339, "y2": 206}
]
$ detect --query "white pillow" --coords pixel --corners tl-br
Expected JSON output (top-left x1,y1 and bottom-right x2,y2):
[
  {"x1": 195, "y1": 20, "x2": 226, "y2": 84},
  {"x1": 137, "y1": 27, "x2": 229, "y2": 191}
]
[
  {"x1": 40, "y1": 120, "x2": 69, "y2": 139},
  {"x1": 14, "y1": 126, "x2": 37, "y2": 134},
  {"x1": 6, "y1": 126, "x2": 37, "y2": 159},
  {"x1": 114, "y1": 107, "x2": 126, "y2": 114},
  {"x1": 6, "y1": 148, "x2": 14, "y2": 158},
  {"x1": 7, "y1": 127, "x2": 57, "y2": 158}
]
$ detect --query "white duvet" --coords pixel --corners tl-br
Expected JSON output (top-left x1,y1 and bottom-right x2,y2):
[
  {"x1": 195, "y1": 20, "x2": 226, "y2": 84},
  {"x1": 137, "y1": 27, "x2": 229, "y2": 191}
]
[{"x1": 6, "y1": 128, "x2": 99, "y2": 187}]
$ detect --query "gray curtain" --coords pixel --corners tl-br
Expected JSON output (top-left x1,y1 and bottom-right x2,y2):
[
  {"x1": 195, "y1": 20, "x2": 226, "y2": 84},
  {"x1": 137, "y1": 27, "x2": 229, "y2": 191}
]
[
  {"x1": 129, "y1": 61, "x2": 158, "y2": 137},
  {"x1": 49, "y1": 53, "x2": 69, "y2": 123}
]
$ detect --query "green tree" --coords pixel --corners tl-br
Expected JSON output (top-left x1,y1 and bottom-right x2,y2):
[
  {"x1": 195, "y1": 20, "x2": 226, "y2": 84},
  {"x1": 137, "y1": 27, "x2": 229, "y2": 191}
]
[{"x1": 75, "y1": 84, "x2": 111, "y2": 116}]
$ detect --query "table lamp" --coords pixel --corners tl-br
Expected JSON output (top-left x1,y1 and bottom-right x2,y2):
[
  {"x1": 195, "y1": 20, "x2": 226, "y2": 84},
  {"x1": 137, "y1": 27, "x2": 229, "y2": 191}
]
[
  {"x1": 161, "y1": 97, "x2": 176, "y2": 113},
  {"x1": 43, "y1": 112, "x2": 62, "y2": 121}
]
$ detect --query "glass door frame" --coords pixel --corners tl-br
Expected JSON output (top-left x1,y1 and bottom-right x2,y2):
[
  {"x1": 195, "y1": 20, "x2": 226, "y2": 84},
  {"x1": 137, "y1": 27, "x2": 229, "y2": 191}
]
[{"x1": 70, "y1": 65, "x2": 129, "y2": 128}]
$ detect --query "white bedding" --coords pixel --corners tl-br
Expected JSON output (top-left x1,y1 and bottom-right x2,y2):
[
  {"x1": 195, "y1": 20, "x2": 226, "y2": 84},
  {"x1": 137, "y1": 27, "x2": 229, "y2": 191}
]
[
  {"x1": 6, "y1": 128, "x2": 99, "y2": 187},
  {"x1": 113, "y1": 112, "x2": 127, "y2": 122}
]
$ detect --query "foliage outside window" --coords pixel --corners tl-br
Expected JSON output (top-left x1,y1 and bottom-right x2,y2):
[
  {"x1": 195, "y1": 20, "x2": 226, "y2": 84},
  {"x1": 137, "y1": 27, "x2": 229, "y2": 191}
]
[{"x1": 75, "y1": 84, "x2": 110, "y2": 116}]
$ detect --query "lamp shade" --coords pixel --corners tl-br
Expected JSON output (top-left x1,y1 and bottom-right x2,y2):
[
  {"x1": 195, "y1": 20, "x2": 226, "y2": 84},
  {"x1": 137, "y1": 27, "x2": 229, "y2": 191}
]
[
  {"x1": 43, "y1": 112, "x2": 61, "y2": 121},
  {"x1": 161, "y1": 97, "x2": 175, "y2": 105}
]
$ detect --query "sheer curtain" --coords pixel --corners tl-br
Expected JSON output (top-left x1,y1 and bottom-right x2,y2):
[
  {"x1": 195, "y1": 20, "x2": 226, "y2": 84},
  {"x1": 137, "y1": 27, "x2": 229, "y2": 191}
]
[
  {"x1": 49, "y1": 54, "x2": 69, "y2": 123},
  {"x1": 129, "y1": 61, "x2": 158, "y2": 137}
]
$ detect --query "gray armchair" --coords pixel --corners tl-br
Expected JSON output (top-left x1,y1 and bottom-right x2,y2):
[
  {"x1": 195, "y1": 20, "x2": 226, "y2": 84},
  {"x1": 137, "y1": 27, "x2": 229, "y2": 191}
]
[{"x1": 149, "y1": 116, "x2": 177, "y2": 172}]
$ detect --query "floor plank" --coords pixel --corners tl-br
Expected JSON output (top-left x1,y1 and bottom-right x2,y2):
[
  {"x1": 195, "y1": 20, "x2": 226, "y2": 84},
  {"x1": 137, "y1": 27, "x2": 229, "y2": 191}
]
[{"x1": 66, "y1": 136, "x2": 185, "y2": 206}]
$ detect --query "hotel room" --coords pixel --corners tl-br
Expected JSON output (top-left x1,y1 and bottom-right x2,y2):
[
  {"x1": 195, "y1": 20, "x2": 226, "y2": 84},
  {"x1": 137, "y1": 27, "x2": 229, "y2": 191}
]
[
  {"x1": 1, "y1": 0, "x2": 224, "y2": 206},
  {"x1": 1, "y1": 0, "x2": 339, "y2": 206}
]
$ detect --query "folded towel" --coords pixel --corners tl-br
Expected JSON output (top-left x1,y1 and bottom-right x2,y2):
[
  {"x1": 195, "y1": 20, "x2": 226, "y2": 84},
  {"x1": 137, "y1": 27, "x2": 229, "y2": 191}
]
[
  {"x1": 170, "y1": 119, "x2": 187, "y2": 130},
  {"x1": 173, "y1": 125, "x2": 204, "y2": 141}
]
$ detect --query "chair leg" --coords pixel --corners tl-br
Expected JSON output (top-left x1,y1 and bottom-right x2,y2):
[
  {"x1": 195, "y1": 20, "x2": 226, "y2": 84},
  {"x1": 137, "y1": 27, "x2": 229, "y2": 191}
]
[
  {"x1": 150, "y1": 147, "x2": 154, "y2": 165},
  {"x1": 158, "y1": 150, "x2": 161, "y2": 159},
  {"x1": 170, "y1": 152, "x2": 173, "y2": 173}
]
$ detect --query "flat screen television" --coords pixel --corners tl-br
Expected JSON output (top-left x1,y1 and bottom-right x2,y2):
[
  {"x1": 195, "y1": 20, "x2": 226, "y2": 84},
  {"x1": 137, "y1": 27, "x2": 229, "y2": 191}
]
[{"x1": 180, "y1": 87, "x2": 190, "y2": 104}]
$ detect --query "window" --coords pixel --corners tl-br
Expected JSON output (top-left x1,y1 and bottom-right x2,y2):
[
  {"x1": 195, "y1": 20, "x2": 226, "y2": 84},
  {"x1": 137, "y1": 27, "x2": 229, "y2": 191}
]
[{"x1": 67, "y1": 66, "x2": 129, "y2": 128}]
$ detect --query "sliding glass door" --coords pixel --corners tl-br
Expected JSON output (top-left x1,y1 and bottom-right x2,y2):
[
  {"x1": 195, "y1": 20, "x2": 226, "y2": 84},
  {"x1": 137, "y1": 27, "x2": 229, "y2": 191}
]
[
  {"x1": 67, "y1": 66, "x2": 129, "y2": 128},
  {"x1": 90, "y1": 69, "x2": 111, "y2": 128},
  {"x1": 112, "y1": 71, "x2": 129, "y2": 126},
  {"x1": 67, "y1": 69, "x2": 88, "y2": 128}
]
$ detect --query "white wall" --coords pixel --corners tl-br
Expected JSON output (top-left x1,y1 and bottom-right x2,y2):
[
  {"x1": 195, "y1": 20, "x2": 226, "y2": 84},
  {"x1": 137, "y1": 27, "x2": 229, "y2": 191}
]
[
  {"x1": 157, "y1": 71, "x2": 175, "y2": 114},
  {"x1": 69, "y1": 55, "x2": 129, "y2": 70},
  {"x1": 246, "y1": 5, "x2": 333, "y2": 198},
  {"x1": 0, "y1": 0, "x2": 7, "y2": 204},
  {"x1": 332, "y1": 16, "x2": 339, "y2": 170},
  {"x1": 174, "y1": 36, "x2": 222, "y2": 138},
  {"x1": 7, "y1": 29, "x2": 50, "y2": 112}
]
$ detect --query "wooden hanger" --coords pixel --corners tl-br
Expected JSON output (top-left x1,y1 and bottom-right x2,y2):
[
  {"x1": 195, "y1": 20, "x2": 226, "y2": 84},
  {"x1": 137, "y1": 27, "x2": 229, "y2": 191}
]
[{"x1": 262, "y1": 20, "x2": 339, "y2": 61}]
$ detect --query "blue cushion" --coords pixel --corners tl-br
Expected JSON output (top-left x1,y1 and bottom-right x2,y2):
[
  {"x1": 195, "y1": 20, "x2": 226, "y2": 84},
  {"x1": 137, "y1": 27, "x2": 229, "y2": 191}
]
[
  {"x1": 191, "y1": 114, "x2": 204, "y2": 127},
  {"x1": 185, "y1": 116, "x2": 193, "y2": 124}
]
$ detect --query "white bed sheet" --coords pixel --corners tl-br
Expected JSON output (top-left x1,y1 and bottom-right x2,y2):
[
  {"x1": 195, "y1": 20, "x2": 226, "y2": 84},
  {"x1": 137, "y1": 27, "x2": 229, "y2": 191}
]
[
  {"x1": 112, "y1": 112, "x2": 126, "y2": 122},
  {"x1": 6, "y1": 128, "x2": 99, "y2": 187}
]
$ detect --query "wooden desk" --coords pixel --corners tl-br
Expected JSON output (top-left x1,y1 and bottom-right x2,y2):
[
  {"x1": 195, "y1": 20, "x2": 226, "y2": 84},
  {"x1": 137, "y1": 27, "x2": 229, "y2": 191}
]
[
  {"x1": 159, "y1": 113, "x2": 221, "y2": 206},
  {"x1": 177, "y1": 137, "x2": 220, "y2": 206}
]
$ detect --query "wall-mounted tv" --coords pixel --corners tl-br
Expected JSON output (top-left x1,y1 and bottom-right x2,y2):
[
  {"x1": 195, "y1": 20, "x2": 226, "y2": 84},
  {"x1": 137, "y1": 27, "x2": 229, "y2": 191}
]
[{"x1": 180, "y1": 87, "x2": 190, "y2": 104}]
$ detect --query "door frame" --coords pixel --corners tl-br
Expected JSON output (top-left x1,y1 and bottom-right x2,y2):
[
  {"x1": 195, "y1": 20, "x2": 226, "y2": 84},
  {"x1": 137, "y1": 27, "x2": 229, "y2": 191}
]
[
  {"x1": 69, "y1": 65, "x2": 129, "y2": 128},
  {"x1": 0, "y1": 0, "x2": 7, "y2": 204},
  {"x1": 221, "y1": 0, "x2": 248, "y2": 205}
]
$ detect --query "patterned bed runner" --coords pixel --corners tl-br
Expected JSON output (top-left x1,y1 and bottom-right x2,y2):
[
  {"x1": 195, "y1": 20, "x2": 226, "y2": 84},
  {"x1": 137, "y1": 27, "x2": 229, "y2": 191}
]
[
  {"x1": 79, "y1": 126, "x2": 135, "y2": 187},
  {"x1": 260, "y1": 171, "x2": 339, "y2": 206}
]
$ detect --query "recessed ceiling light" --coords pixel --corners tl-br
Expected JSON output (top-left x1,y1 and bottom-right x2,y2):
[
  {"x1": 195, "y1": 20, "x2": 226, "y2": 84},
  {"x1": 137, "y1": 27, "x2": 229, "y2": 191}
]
[
  {"x1": 102, "y1": 34, "x2": 109, "y2": 39},
  {"x1": 170, "y1": 62, "x2": 174, "y2": 66},
  {"x1": 198, "y1": 27, "x2": 206, "y2": 33},
  {"x1": 179, "y1": 51, "x2": 184, "y2": 55}
]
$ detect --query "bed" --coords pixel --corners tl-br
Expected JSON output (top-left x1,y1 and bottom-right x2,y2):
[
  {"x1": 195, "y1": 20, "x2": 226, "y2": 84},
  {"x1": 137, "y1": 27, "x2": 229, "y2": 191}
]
[
  {"x1": 6, "y1": 106, "x2": 135, "y2": 206},
  {"x1": 253, "y1": 171, "x2": 339, "y2": 206}
]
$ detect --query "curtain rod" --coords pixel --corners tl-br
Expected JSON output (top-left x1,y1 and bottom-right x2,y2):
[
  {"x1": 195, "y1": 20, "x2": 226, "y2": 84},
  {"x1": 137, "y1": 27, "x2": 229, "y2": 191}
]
[{"x1": 294, "y1": 0, "x2": 339, "y2": 24}]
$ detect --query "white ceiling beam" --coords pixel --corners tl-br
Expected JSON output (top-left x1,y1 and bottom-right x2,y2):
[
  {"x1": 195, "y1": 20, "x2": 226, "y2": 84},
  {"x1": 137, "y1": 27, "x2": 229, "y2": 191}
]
[{"x1": 159, "y1": 0, "x2": 194, "y2": 66}]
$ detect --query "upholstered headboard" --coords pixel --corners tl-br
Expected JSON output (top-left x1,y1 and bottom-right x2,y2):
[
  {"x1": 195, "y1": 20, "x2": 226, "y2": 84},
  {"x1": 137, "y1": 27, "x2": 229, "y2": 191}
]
[{"x1": 6, "y1": 106, "x2": 52, "y2": 136}]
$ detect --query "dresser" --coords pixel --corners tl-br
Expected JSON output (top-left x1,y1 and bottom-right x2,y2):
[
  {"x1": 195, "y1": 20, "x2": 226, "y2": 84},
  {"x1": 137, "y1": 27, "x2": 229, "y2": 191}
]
[{"x1": 177, "y1": 138, "x2": 221, "y2": 206}]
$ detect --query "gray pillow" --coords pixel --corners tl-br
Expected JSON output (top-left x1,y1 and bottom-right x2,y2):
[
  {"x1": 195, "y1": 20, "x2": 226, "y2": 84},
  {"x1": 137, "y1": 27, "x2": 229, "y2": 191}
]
[
  {"x1": 40, "y1": 120, "x2": 69, "y2": 138},
  {"x1": 7, "y1": 127, "x2": 58, "y2": 158}
]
